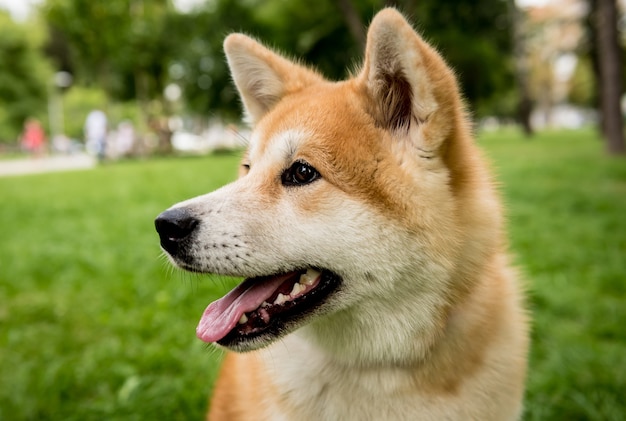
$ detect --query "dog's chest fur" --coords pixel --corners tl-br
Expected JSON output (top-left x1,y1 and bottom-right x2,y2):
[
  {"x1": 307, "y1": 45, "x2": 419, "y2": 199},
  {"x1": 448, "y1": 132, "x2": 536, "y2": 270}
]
[{"x1": 238, "y1": 321, "x2": 524, "y2": 421}]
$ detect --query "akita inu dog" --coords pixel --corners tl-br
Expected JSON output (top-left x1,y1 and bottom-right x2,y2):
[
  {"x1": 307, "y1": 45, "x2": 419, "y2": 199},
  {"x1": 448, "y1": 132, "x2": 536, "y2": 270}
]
[{"x1": 155, "y1": 8, "x2": 528, "y2": 421}]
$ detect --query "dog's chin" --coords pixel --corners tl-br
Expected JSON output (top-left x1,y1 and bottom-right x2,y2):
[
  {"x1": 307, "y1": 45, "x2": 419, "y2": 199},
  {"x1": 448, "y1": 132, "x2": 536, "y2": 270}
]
[{"x1": 178, "y1": 262, "x2": 342, "y2": 352}]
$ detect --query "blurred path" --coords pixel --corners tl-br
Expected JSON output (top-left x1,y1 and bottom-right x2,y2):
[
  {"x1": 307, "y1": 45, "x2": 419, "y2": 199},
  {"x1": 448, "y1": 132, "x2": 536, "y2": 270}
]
[{"x1": 0, "y1": 154, "x2": 96, "y2": 177}]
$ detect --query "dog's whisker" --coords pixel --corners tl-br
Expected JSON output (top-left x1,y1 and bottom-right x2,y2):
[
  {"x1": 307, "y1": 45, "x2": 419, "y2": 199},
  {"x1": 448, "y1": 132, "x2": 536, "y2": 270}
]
[{"x1": 226, "y1": 126, "x2": 250, "y2": 149}]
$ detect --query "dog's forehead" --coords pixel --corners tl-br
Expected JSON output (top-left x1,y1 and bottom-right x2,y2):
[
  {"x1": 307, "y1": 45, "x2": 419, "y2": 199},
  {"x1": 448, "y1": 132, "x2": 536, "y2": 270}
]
[
  {"x1": 247, "y1": 83, "x2": 376, "y2": 165},
  {"x1": 248, "y1": 128, "x2": 309, "y2": 164}
]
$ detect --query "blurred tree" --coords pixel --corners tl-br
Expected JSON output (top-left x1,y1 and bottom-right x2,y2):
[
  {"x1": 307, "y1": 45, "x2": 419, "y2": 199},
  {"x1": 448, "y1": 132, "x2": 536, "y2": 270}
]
[
  {"x1": 174, "y1": 0, "x2": 376, "y2": 120},
  {"x1": 337, "y1": 0, "x2": 366, "y2": 48},
  {"x1": 166, "y1": 0, "x2": 257, "y2": 121},
  {"x1": 176, "y1": 0, "x2": 513, "y2": 121},
  {"x1": 41, "y1": 0, "x2": 515, "y2": 133},
  {"x1": 387, "y1": 0, "x2": 514, "y2": 118},
  {"x1": 508, "y1": 0, "x2": 534, "y2": 136},
  {"x1": 591, "y1": 0, "x2": 624, "y2": 154},
  {"x1": 43, "y1": 0, "x2": 178, "y2": 150},
  {"x1": 0, "y1": 12, "x2": 51, "y2": 144},
  {"x1": 567, "y1": 56, "x2": 595, "y2": 107}
]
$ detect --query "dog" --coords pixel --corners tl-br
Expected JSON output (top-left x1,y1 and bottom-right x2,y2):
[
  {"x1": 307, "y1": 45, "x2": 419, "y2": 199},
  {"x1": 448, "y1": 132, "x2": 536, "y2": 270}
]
[{"x1": 155, "y1": 8, "x2": 528, "y2": 420}]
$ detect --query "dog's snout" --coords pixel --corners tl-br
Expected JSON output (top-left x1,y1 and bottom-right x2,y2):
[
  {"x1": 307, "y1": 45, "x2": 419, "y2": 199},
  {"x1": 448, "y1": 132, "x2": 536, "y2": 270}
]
[{"x1": 155, "y1": 208, "x2": 199, "y2": 254}]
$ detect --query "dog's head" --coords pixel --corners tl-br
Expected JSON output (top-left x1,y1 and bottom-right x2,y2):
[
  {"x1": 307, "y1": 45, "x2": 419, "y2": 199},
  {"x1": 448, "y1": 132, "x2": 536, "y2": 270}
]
[{"x1": 155, "y1": 9, "x2": 500, "y2": 357}]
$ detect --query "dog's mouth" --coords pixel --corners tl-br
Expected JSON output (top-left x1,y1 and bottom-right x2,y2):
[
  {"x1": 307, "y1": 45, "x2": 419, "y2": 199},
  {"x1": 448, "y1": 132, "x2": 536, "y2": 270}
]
[{"x1": 196, "y1": 268, "x2": 340, "y2": 347}]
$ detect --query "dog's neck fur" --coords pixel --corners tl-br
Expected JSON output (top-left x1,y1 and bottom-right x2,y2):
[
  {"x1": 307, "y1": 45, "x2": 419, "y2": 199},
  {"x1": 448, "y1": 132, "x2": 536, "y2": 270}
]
[{"x1": 296, "y1": 250, "x2": 509, "y2": 367}]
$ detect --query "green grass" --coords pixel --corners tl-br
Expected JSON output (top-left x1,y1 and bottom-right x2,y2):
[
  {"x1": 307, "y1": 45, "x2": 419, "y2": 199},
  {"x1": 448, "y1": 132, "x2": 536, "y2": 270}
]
[
  {"x1": 0, "y1": 130, "x2": 625, "y2": 420},
  {"x1": 0, "y1": 154, "x2": 243, "y2": 420},
  {"x1": 480, "y1": 129, "x2": 626, "y2": 420}
]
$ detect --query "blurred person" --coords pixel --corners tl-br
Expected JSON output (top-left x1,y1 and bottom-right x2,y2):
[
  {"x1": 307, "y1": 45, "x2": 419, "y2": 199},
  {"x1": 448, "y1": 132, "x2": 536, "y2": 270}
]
[
  {"x1": 84, "y1": 109, "x2": 107, "y2": 161},
  {"x1": 115, "y1": 120, "x2": 135, "y2": 158},
  {"x1": 20, "y1": 118, "x2": 46, "y2": 158}
]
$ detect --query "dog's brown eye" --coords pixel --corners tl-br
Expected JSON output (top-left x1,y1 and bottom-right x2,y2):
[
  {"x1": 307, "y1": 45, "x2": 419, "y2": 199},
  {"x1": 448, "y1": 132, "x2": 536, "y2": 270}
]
[{"x1": 282, "y1": 161, "x2": 320, "y2": 186}]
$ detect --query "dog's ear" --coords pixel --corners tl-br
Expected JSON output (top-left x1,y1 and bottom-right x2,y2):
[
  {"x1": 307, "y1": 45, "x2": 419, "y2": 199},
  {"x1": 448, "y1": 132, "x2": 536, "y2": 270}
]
[
  {"x1": 359, "y1": 8, "x2": 462, "y2": 150},
  {"x1": 224, "y1": 34, "x2": 324, "y2": 124}
]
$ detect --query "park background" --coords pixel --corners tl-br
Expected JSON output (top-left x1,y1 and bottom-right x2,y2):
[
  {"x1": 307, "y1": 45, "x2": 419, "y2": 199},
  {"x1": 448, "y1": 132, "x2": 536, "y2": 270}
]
[{"x1": 0, "y1": 0, "x2": 625, "y2": 419}]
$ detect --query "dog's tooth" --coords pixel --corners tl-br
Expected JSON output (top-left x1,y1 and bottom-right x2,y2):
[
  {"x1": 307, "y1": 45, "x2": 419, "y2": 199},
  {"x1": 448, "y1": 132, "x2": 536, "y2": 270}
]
[
  {"x1": 274, "y1": 293, "x2": 288, "y2": 305},
  {"x1": 290, "y1": 282, "x2": 304, "y2": 297},
  {"x1": 261, "y1": 301, "x2": 270, "y2": 308},
  {"x1": 300, "y1": 269, "x2": 321, "y2": 286},
  {"x1": 238, "y1": 314, "x2": 248, "y2": 324}
]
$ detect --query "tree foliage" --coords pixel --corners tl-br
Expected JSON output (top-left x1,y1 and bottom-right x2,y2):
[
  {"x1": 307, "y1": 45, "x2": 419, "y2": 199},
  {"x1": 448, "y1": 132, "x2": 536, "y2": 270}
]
[
  {"x1": 175, "y1": 0, "x2": 514, "y2": 119},
  {"x1": 168, "y1": 0, "x2": 379, "y2": 120},
  {"x1": 33, "y1": 0, "x2": 515, "y2": 137},
  {"x1": 401, "y1": 0, "x2": 514, "y2": 116},
  {"x1": 0, "y1": 12, "x2": 51, "y2": 143},
  {"x1": 43, "y1": 0, "x2": 181, "y2": 136}
]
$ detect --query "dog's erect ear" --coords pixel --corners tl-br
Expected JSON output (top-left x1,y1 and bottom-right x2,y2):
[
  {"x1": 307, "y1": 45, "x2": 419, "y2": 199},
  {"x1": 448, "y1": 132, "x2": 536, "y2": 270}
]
[
  {"x1": 359, "y1": 8, "x2": 461, "y2": 149},
  {"x1": 224, "y1": 34, "x2": 324, "y2": 124}
]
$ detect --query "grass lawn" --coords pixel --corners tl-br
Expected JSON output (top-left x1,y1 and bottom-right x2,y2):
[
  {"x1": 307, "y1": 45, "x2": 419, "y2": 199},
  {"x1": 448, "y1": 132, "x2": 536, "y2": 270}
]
[
  {"x1": 481, "y1": 129, "x2": 626, "y2": 420},
  {"x1": 0, "y1": 130, "x2": 624, "y2": 420}
]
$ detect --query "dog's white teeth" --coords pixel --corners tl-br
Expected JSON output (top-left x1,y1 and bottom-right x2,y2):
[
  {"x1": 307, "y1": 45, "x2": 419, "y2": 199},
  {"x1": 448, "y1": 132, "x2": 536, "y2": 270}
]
[
  {"x1": 267, "y1": 270, "x2": 322, "y2": 307},
  {"x1": 290, "y1": 282, "x2": 305, "y2": 297},
  {"x1": 238, "y1": 314, "x2": 248, "y2": 325},
  {"x1": 274, "y1": 293, "x2": 288, "y2": 305},
  {"x1": 300, "y1": 269, "x2": 321, "y2": 286}
]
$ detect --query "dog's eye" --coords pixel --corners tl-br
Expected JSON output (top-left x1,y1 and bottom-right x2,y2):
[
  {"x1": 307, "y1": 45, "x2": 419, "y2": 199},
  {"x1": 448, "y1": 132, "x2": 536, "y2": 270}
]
[{"x1": 282, "y1": 161, "x2": 320, "y2": 186}]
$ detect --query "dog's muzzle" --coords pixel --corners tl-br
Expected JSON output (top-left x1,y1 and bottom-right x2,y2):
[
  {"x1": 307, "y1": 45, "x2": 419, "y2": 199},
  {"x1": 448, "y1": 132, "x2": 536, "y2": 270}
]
[{"x1": 154, "y1": 208, "x2": 199, "y2": 255}]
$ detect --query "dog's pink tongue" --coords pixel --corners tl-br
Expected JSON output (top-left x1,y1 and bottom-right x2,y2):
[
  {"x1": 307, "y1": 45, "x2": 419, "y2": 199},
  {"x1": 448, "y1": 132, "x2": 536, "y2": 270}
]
[{"x1": 196, "y1": 272, "x2": 297, "y2": 343}]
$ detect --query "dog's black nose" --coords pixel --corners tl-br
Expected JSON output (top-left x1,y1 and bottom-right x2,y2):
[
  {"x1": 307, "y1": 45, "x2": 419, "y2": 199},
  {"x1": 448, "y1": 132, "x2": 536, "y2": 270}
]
[{"x1": 155, "y1": 208, "x2": 199, "y2": 254}]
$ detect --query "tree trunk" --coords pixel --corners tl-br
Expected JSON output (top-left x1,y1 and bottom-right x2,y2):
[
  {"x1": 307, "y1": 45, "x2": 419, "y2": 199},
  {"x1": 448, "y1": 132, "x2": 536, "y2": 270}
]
[
  {"x1": 508, "y1": 0, "x2": 534, "y2": 137},
  {"x1": 336, "y1": 0, "x2": 365, "y2": 49},
  {"x1": 586, "y1": 0, "x2": 604, "y2": 136},
  {"x1": 595, "y1": 0, "x2": 625, "y2": 154}
]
